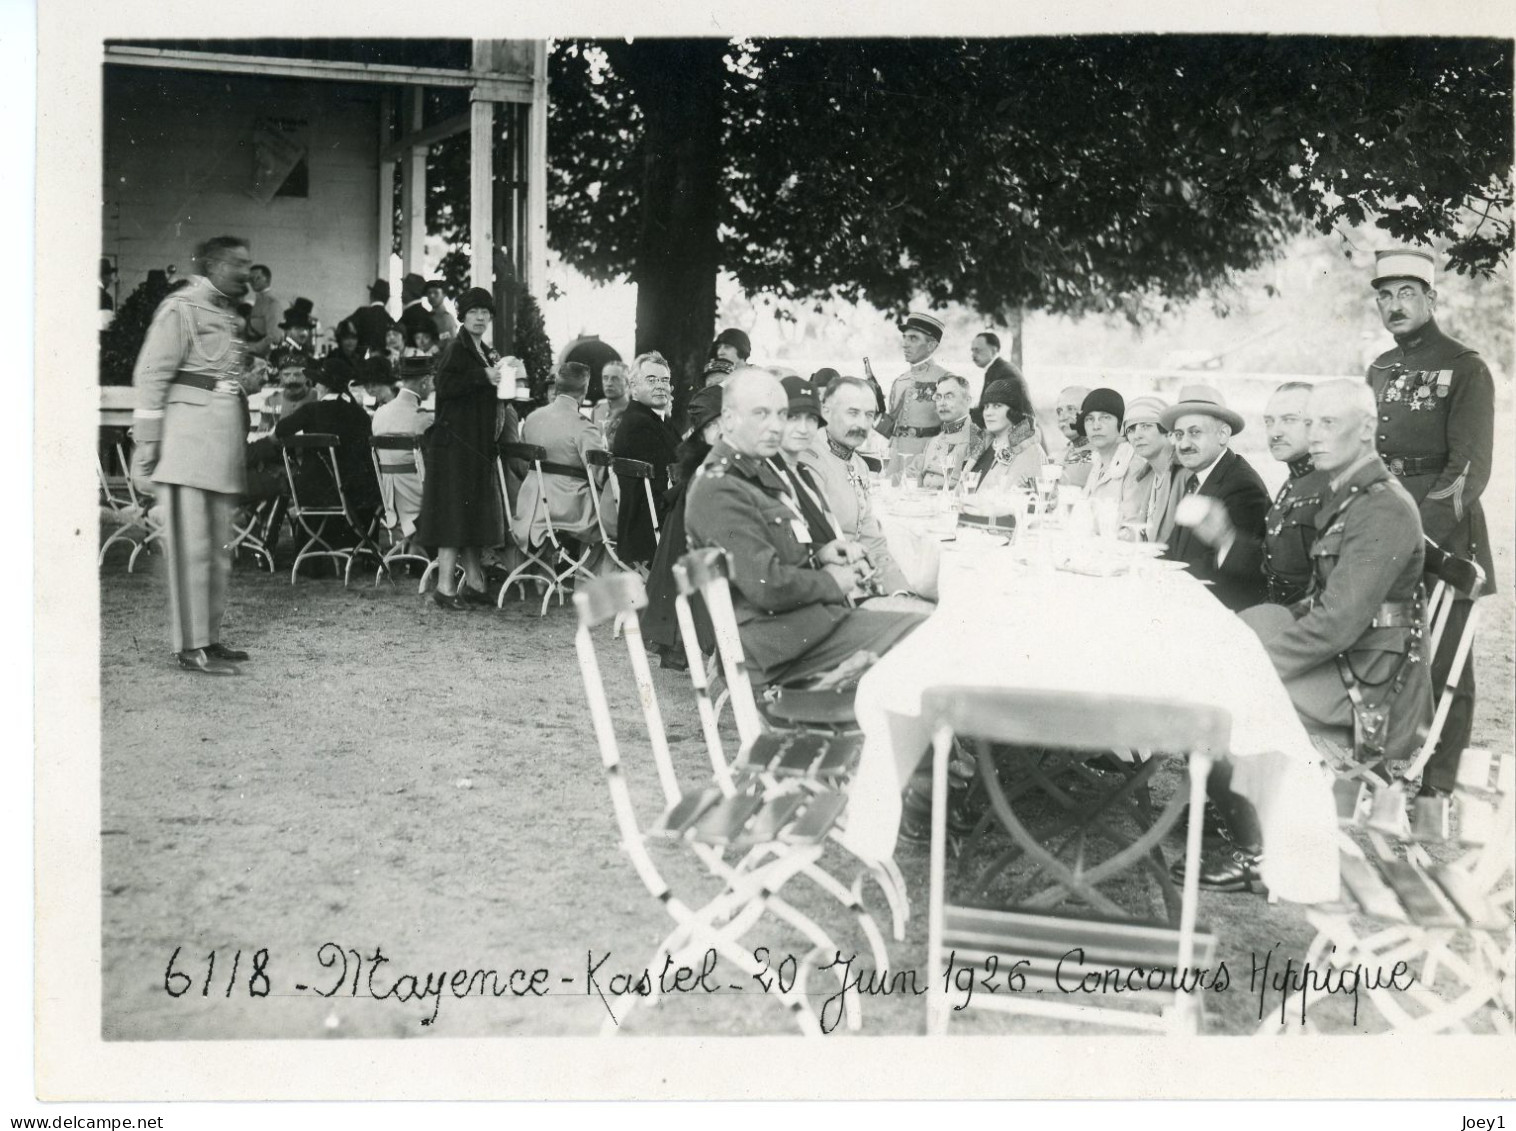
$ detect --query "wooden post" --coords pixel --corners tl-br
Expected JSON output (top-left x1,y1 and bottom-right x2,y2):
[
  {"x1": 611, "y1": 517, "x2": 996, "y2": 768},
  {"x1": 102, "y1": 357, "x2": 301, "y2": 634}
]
[
  {"x1": 469, "y1": 96, "x2": 494, "y2": 303},
  {"x1": 377, "y1": 89, "x2": 396, "y2": 288},
  {"x1": 400, "y1": 87, "x2": 426, "y2": 275}
]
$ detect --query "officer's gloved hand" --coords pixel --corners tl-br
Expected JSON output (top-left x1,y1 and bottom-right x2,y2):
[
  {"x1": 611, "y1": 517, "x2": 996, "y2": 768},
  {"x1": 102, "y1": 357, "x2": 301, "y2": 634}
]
[{"x1": 130, "y1": 439, "x2": 160, "y2": 499}]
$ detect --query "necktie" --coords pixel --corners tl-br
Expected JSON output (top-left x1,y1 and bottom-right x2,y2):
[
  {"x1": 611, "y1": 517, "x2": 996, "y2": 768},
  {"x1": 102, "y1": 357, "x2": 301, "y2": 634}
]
[{"x1": 1183, "y1": 473, "x2": 1199, "y2": 496}]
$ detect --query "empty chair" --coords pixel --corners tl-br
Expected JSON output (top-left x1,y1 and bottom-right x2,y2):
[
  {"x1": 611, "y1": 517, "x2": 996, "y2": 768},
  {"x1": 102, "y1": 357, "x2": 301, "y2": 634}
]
[
  {"x1": 573, "y1": 570, "x2": 883, "y2": 1036},
  {"x1": 97, "y1": 434, "x2": 160, "y2": 572},
  {"x1": 922, "y1": 686, "x2": 1229, "y2": 1035}
]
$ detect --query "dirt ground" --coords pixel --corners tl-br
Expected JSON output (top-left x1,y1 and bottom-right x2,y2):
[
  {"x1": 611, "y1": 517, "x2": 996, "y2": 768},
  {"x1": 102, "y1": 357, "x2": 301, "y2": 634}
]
[{"x1": 98, "y1": 451, "x2": 1513, "y2": 1041}]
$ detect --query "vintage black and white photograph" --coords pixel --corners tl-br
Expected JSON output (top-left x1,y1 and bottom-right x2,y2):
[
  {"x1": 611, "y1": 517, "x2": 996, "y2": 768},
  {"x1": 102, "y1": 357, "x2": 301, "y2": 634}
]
[{"x1": 29, "y1": 0, "x2": 1516, "y2": 1103}]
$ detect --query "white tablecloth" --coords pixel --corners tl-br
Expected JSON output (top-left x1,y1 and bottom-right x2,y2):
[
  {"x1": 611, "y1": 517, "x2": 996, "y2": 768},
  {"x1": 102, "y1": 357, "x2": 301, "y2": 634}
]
[{"x1": 842, "y1": 546, "x2": 1342, "y2": 904}]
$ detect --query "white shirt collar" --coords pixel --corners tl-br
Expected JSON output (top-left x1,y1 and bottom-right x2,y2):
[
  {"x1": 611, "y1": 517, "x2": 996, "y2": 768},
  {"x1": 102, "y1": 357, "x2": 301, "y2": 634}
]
[{"x1": 1188, "y1": 451, "x2": 1225, "y2": 490}]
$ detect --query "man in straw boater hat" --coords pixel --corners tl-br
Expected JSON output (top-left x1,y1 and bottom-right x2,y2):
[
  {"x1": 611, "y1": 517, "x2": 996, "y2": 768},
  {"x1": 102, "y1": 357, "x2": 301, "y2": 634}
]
[
  {"x1": 130, "y1": 235, "x2": 261, "y2": 674},
  {"x1": 880, "y1": 311, "x2": 956, "y2": 464},
  {"x1": 1365, "y1": 245, "x2": 1495, "y2": 805},
  {"x1": 1178, "y1": 379, "x2": 1435, "y2": 893},
  {"x1": 1158, "y1": 384, "x2": 1271, "y2": 612}
]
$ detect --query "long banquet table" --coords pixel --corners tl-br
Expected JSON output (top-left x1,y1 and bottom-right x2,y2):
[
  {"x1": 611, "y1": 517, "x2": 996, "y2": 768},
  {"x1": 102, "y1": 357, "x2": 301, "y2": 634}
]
[{"x1": 841, "y1": 506, "x2": 1342, "y2": 906}]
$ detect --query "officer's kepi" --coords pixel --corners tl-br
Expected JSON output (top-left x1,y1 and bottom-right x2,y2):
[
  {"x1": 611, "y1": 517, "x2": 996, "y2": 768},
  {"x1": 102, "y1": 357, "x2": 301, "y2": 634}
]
[{"x1": 1371, "y1": 247, "x2": 1435, "y2": 289}]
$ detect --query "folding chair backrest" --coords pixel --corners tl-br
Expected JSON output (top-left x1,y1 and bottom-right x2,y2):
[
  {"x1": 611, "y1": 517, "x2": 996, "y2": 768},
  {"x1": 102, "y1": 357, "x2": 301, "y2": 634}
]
[
  {"x1": 678, "y1": 547, "x2": 766, "y2": 745},
  {"x1": 672, "y1": 554, "x2": 739, "y2": 791},
  {"x1": 277, "y1": 433, "x2": 348, "y2": 516},
  {"x1": 501, "y1": 440, "x2": 564, "y2": 549},
  {"x1": 370, "y1": 434, "x2": 424, "y2": 532},
  {"x1": 575, "y1": 573, "x2": 683, "y2": 806},
  {"x1": 921, "y1": 685, "x2": 1233, "y2": 759},
  {"x1": 583, "y1": 448, "x2": 621, "y2": 536},
  {"x1": 614, "y1": 456, "x2": 662, "y2": 543},
  {"x1": 572, "y1": 572, "x2": 683, "y2": 902}
]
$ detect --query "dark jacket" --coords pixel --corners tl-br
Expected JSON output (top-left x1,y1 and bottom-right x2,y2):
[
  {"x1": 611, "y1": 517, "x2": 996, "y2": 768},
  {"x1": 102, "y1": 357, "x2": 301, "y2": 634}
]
[
  {"x1": 322, "y1": 347, "x2": 366, "y2": 394},
  {"x1": 414, "y1": 333, "x2": 505, "y2": 549},
  {"x1": 273, "y1": 394, "x2": 382, "y2": 519},
  {"x1": 685, "y1": 440, "x2": 850, "y2": 680},
  {"x1": 1366, "y1": 319, "x2": 1495, "y2": 595},
  {"x1": 612, "y1": 399, "x2": 681, "y2": 564},
  {"x1": 346, "y1": 303, "x2": 392, "y2": 357},
  {"x1": 982, "y1": 356, "x2": 1034, "y2": 417},
  {"x1": 1164, "y1": 448, "x2": 1271, "y2": 612}
]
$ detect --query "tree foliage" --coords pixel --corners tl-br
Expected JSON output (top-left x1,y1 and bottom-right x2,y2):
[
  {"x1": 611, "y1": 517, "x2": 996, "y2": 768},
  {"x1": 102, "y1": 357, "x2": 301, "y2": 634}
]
[
  {"x1": 548, "y1": 36, "x2": 1512, "y2": 335},
  {"x1": 99, "y1": 273, "x2": 176, "y2": 385}
]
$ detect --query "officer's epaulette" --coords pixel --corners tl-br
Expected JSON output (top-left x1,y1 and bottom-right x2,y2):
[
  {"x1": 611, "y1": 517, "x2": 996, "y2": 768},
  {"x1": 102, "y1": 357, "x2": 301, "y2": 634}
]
[{"x1": 697, "y1": 457, "x2": 730, "y2": 480}]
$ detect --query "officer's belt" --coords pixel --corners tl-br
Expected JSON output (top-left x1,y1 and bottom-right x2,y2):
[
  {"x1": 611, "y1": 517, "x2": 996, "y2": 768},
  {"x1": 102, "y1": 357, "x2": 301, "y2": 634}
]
[
  {"x1": 173, "y1": 371, "x2": 244, "y2": 397},
  {"x1": 537, "y1": 459, "x2": 590, "y2": 482},
  {"x1": 378, "y1": 460, "x2": 418, "y2": 475},
  {"x1": 1309, "y1": 596, "x2": 1417, "y2": 628},
  {"x1": 894, "y1": 424, "x2": 941, "y2": 439},
  {"x1": 1383, "y1": 453, "x2": 1444, "y2": 477}
]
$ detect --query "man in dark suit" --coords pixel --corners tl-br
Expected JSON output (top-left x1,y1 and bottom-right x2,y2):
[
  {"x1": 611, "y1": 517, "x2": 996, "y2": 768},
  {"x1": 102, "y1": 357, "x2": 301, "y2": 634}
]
[
  {"x1": 611, "y1": 350, "x2": 681, "y2": 565},
  {"x1": 346, "y1": 280, "x2": 392, "y2": 356},
  {"x1": 969, "y1": 331, "x2": 1032, "y2": 419},
  {"x1": 1159, "y1": 385, "x2": 1270, "y2": 612}
]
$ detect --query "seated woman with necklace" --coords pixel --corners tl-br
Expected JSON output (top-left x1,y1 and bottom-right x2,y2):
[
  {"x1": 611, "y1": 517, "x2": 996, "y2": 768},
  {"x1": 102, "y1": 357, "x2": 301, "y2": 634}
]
[{"x1": 964, "y1": 379, "x2": 1046, "y2": 493}]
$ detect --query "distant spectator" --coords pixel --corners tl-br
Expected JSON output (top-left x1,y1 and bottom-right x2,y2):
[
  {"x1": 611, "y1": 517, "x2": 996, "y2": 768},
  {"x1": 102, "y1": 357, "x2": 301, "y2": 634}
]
[
  {"x1": 322, "y1": 319, "x2": 365, "y2": 397},
  {"x1": 702, "y1": 357, "x2": 735, "y2": 387},
  {"x1": 515, "y1": 361, "x2": 607, "y2": 555},
  {"x1": 611, "y1": 350, "x2": 681, "y2": 565},
  {"x1": 347, "y1": 280, "x2": 392, "y2": 356},
  {"x1": 371, "y1": 353, "x2": 435, "y2": 544},
  {"x1": 969, "y1": 331, "x2": 1032, "y2": 419},
  {"x1": 399, "y1": 272, "x2": 433, "y2": 344},
  {"x1": 409, "y1": 316, "x2": 440, "y2": 357},
  {"x1": 383, "y1": 321, "x2": 407, "y2": 368},
  {"x1": 273, "y1": 362, "x2": 383, "y2": 528},
  {"x1": 246, "y1": 264, "x2": 284, "y2": 358},
  {"x1": 711, "y1": 327, "x2": 752, "y2": 365},
  {"x1": 425, "y1": 279, "x2": 458, "y2": 341},
  {"x1": 278, "y1": 298, "x2": 317, "y2": 361},
  {"x1": 359, "y1": 354, "x2": 398, "y2": 411},
  {"x1": 591, "y1": 360, "x2": 631, "y2": 446}
]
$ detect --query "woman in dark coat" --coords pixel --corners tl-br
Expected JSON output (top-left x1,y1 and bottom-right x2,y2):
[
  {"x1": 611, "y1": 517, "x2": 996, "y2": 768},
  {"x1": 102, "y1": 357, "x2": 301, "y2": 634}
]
[
  {"x1": 641, "y1": 385, "x2": 723, "y2": 669},
  {"x1": 414, "y1": 287, "x2": 506, "y2": 609}
]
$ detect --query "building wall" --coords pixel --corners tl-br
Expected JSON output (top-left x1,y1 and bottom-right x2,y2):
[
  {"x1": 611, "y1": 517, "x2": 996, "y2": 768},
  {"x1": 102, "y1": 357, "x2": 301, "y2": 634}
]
[{"x1": 103, "y1": 66, "x2": 382, "y2": 338}]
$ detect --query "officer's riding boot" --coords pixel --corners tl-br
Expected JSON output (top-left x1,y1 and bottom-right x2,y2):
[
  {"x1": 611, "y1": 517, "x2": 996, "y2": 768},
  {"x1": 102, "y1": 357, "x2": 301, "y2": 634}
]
[
  {"x1": 1172, "y1": 763, "x2": 1267, "y2": 895},
  {"x1": 898, "y1": 742, "x2": 982, "y2": 844}
]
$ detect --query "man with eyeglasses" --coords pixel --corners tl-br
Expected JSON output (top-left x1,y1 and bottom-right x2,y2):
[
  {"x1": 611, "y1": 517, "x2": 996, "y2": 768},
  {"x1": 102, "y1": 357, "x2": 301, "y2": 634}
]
[
  {"x1": 611, "y1": 350, "x2": 681, "y2": 565},
  {"x1": 1365, "y1": 246, "x2": 1494, "y2": 805},
  {"x1": 799, "y1": 375, "x2": 912, "y2": 597}
]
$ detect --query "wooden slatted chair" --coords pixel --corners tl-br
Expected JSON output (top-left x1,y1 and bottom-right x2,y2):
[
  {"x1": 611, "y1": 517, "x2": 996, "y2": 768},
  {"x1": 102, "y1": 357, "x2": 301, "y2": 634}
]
[
  {"x1": 922, "y1": 686, "x2": 1228, "y2": 1034},
  {"x1": 612, "y1": 455, "x2": 663, "y2": 550},
  {"x1": 275, "y1": 433, "x2": 387, "y2": 586},
  {"x1": 96, "y1": 435, "x2": 160, "y2": 571},
  {"x1": 368, "y1": 434, "x2": 432, "y2": 583},
  {"x1": 675, "y1": 547, "x2": 910, "y2": 941},
  {"x1": 1259, "y1": 747, "x2": 1513, "y2": 1034},
  {"x1": 573, "y1": 571, "x2": 873, "y2": 1036}
]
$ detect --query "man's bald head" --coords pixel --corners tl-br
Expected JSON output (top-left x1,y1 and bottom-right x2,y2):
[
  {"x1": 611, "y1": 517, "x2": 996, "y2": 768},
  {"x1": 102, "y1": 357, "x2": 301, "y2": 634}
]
[
  {"x1": 1306, "y1": 378, "x2": 1379, "y2": 474},
  {"x1": 721, "y1": 367, "x2": 788, "y2": 458},
  {"x1": 1056, "y1": 385, "x2": 1091, "y2": 440}
]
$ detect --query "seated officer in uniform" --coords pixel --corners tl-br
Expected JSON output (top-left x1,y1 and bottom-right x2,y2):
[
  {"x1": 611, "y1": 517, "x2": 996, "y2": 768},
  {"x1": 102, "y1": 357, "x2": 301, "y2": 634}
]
[
  {"x1": 1256, "y1": 381, "x2": 1330, "y2": 605},
  {"x1": 1188, "y1": 380, "x2": 1433, "y2": 892},
  {"x1": 685, "y1": 368, "x2": 925, "y2": 688},
  {"x1": 909, "y1": 374, "x2": 986, "y2": 489}
]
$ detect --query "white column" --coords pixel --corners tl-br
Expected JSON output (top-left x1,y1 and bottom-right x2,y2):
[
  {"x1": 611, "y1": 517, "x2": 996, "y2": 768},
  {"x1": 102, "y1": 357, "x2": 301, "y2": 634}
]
[
  {"x1": 377, "y1": 90, "x2": 396, "y2": 285},
  {"x1": 469, "y1": 94, "x2": 494, "y2": 291},
  {"x1": 524, "y1": 40, "x2": 549, "y2": 297},
  {"x1": 401, "y1": 87, "x2": 427, "y2": 275}
]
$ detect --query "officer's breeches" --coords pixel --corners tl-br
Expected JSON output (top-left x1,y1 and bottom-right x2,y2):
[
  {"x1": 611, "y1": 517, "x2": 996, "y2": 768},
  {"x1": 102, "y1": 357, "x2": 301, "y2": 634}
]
[{"x1": 159, "y1": 484, "x2": 236, "y2": 652}]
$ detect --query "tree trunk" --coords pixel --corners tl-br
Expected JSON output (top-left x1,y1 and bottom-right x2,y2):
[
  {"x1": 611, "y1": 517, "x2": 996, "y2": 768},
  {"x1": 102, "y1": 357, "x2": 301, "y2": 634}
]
[
  {"x1": 608, "y1": 39, "x2": 725, "y2": 411},
  {"x1": 1009, "y1": 305, "x2": 1024, "y2": 372}
]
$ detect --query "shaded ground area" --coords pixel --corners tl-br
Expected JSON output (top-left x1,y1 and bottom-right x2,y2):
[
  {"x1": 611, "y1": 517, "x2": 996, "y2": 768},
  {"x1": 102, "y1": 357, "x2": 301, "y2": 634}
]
[{"x1": 100, "y1": 463, "x2": 1512, "y2": 1040}]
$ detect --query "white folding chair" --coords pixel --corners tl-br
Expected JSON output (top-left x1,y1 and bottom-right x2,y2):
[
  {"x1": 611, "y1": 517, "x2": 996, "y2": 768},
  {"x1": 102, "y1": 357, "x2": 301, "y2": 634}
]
[
  {"x1": 676, "y1": 547, "x2": 909, "y2": 942},
  {"x1": 369, "y1": 434, "x2": 432, "y2": 583},
  {"x1": 613, "y1": 455, "x2": 663, "y2": 554},
  {"x1": 584, "y1": 448, "x2": 640, "y2": 573},
  {"x1": 275, "y1": 433, "x2": 387, "y2": 586},
  {"x1": 1260, "y1": 748, "x2": 1513, "y2": 1035},
  {"x1": 573, "y1": 572, "x2": 870, "y2": 1035},
  {"x1": 922, "y1": 686, "x2": 1227, "y2": 1035},
  {"x1": 494, "y1": 441, "x2": 597, "y2": 616},
  {"x1": 97, "y1": 435, "x2": 160, "y2": 571}
]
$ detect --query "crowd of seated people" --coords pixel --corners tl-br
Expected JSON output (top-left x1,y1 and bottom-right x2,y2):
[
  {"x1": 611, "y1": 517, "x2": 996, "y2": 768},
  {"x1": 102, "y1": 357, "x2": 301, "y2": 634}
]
[{"x1": 151, "y1": 258, "x2": 1486, "y2": 873}]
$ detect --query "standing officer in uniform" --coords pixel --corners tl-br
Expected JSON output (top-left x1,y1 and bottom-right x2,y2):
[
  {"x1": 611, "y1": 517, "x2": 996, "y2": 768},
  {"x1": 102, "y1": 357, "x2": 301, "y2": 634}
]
[
  {"x1": 1366, "y1": 246, "x2": 1495, "y2": 801},
  {"x1": 1257, "y1": 380, "x2": 1331, "y2": 605},
  {"x1": 880, "y1": 312, "x2": 953, "y2": 465},
  {"x1": 131, "y1": 236, "x2": 259, "y2": 675}
]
